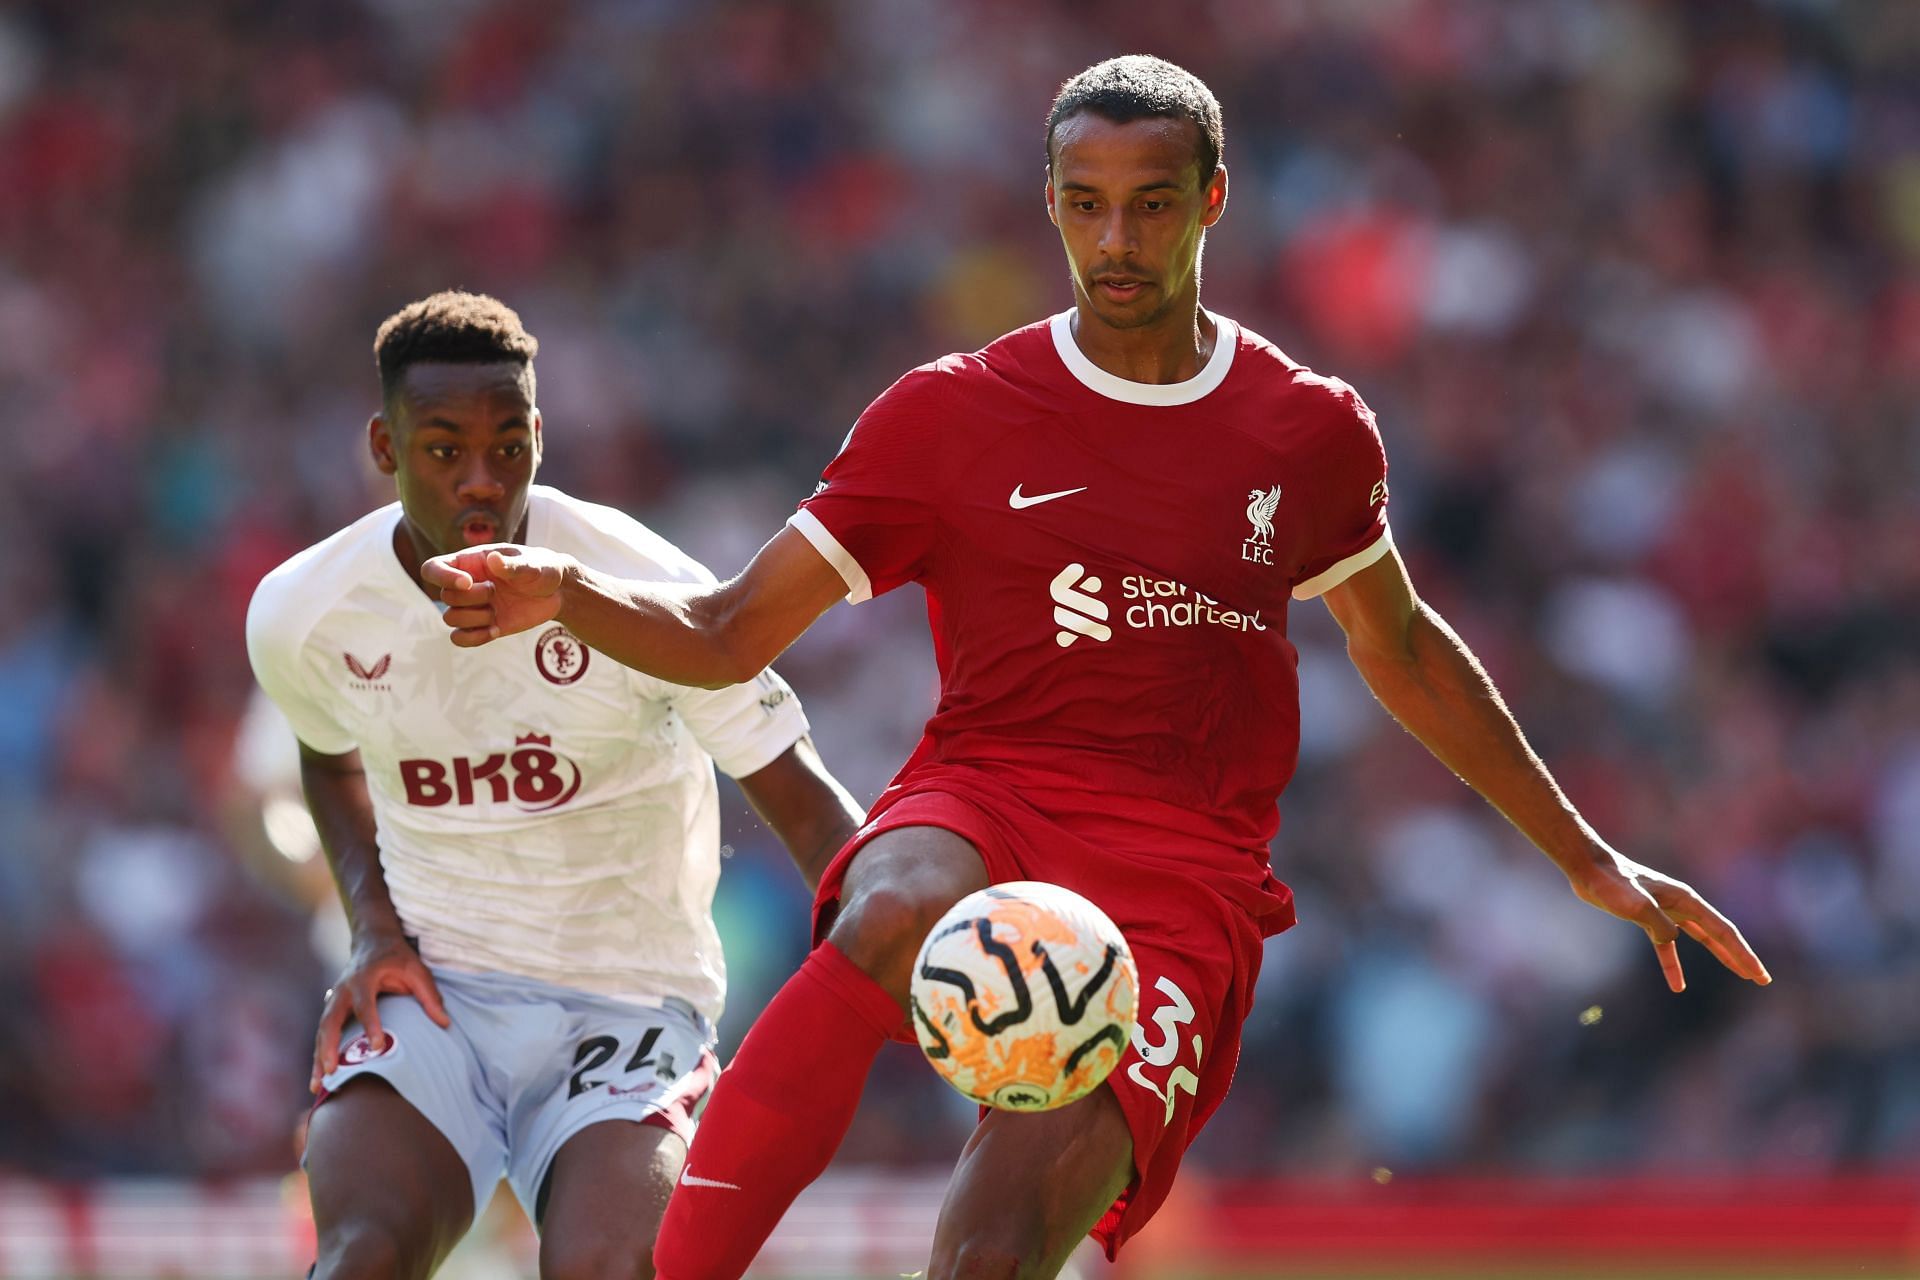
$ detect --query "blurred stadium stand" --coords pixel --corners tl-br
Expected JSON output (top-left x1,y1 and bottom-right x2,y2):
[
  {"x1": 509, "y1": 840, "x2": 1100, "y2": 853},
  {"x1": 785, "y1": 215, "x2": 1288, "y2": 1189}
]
[{"x1": 0, "y1": 0, "x2": 1915, "y2": 1273}]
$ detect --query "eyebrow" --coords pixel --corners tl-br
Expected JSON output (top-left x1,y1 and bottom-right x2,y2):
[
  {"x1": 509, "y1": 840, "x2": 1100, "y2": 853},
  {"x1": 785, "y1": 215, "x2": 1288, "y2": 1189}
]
[
  {"x1": 415, "y1": 414, "x2": 531, "y2": 432},
  {"x1": 1058, "y1": 180, "x2": 1184, "y2": 195}
]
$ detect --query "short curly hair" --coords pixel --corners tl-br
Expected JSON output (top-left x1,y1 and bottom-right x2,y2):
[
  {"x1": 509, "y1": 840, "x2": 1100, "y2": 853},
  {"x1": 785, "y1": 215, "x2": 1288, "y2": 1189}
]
[
  {"x1": 1046, "y1": 56, "x2": 1223, "y2": 184},
  {"x1": 374, "y1": 290, "x2": 539, "y2": 410}
]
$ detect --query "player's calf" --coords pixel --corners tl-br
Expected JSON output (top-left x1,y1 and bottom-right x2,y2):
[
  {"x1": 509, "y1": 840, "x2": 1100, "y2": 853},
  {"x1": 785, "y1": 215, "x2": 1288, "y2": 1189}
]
[
  {"x1": 927, "y1": 1088, "x2": 1134, "y2": 1280},
  {"x1": 827, "y1": 825, "x2": 990, "y2": 1006},
  {"x1": 935, "y1": 1240, "x2": 1029, "y2": 1279},
  {"x1": 933, "y1": 1223, "x2": 1101, "y2": 1280}
]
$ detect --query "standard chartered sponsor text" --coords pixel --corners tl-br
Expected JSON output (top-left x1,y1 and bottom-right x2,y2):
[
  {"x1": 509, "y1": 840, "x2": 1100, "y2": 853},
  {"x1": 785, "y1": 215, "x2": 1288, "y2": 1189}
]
[{"x1": 1119, "y1": 575, "x2": 1267, "y2": 632}]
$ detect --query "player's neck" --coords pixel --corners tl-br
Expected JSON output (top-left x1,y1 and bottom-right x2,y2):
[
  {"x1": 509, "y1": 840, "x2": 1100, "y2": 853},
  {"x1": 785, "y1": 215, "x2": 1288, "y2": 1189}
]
[
  {"x1": 1068, "y1": 299, "x2": 1216, "y2": 385},
  {"x1": 391, "y1": 522, "x2": 438, "y2": 600}
]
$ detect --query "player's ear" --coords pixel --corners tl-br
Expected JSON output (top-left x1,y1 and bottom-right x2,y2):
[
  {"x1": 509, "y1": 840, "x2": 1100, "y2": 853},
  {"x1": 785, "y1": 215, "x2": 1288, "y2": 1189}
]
[
  {"x1": 1044, "y1": 167, "x2": 1058, "y2": 228},
  {"x1": 368, "y1": 413, "x2": 399, "y2": 477},
  {"x1": 1201, "y1": 165, "x2": 1227, "y2": 228},
  {"x1": 529, "y1": 408, "x2": 544, "y2": 468}
]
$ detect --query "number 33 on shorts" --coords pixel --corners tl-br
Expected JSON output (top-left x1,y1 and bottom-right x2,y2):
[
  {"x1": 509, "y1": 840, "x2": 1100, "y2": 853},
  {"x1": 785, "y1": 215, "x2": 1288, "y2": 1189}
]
[{"x1": 1125, "y1": 976, "x2": 1202, "y2": 1126}]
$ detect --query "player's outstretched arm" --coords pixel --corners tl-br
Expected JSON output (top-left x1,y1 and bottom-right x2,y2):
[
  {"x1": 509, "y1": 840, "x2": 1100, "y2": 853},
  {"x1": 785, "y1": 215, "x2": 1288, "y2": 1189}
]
[
  {"x1": 421, "y1": 525, "x2": 848, "y2": 689},
  {"x1": 736, "y1": 735, "x2": 867, "y2": 893},
  {"x1": 1320, "y1": 549, "x2": 1771, "y2": 994},
  {"x1": 299, "y1": 743, "x2": 450, "y2": 1092}
]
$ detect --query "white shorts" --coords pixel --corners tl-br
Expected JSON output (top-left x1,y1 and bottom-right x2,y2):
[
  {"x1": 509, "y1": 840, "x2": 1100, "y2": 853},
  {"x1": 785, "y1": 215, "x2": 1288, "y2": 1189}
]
[{"x1": 313, "y1": 965, "x2": 718, "y2": 1222}]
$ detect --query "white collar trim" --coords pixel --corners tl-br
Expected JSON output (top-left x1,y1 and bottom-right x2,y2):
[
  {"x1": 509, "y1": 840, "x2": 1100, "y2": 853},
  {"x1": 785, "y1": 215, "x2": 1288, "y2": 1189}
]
[{"x1": 1049, "y1": 309, "x2": 1237, "y2": 406}]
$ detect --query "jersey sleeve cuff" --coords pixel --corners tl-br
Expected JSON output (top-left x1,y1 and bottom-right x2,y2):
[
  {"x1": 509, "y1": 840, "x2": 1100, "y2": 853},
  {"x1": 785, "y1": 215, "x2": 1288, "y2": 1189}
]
[
  {"x1": 787, "y1": 509, "x2": 872, "y2": 604},
  {"x1": 1292, "y1": 525, "x2": 1394, "y2": 601},
  {"x1": 713, "y1": 711, "x2": 809, "y2": 780}
]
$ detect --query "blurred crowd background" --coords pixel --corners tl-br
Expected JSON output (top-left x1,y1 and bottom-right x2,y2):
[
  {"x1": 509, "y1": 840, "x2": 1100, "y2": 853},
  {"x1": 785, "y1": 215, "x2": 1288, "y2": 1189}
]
[{"x1": 1, "y1": 0, "x2": 1916, "y2": 1199}]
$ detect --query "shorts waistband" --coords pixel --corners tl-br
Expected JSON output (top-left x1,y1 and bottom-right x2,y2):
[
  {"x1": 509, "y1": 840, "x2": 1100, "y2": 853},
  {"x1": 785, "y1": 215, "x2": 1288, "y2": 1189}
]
[{"x1": 426, "y1": 965, "x2": 712, "y2": 1036}]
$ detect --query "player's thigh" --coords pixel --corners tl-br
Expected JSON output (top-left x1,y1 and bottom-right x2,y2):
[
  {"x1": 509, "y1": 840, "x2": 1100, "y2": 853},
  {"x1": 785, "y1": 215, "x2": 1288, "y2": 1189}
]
[
  {"x1": 928, "y1": 1083, "x2": 1134, "y2": 1280},
  {"x1": 829, "y1": 824, "x2": 990, "y2": 1003},
  {"x1": 306, "y1": 1076, "x2": 475, "y2": 1280},
  {"x1": 536, "y1": 1119, "x2": 684, "y2": 1280}
]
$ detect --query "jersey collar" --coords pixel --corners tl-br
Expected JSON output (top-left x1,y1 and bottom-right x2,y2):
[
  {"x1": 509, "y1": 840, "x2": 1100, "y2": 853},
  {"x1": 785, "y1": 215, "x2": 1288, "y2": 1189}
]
[
  {"x1": 381, "y1": 490, "x2": 550, "y2": 608},
  {"x1": 1049, "y1": 309, "x2": 1237, "y2": 406}
]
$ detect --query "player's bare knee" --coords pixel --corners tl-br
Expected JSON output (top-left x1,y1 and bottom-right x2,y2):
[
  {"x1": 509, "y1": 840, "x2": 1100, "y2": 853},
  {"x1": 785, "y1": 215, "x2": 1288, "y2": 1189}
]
[
  {"x1": 830, "y1": 879, "x2": 964, "y2": 984},
  {"x1": 312, "y1": 1219, "x2": 429, "y2": 1280},
  {"x1": 539, "y1": 1231, "x2": 654, "y2": 1280},
  {"x1": 833, "y1": 829, "x2": 987, "y2": 980}
]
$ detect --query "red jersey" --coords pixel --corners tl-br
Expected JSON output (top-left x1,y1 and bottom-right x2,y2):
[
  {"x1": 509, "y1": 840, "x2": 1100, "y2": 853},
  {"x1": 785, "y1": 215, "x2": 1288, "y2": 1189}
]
[{"x1": 791, "y1": 311, "x2": 1390, "y2": 935}]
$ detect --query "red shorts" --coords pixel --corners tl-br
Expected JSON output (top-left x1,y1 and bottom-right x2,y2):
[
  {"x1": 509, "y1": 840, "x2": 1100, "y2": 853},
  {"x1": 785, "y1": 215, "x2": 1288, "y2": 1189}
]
[{"x1": 810, "y1": 771, "x2": 1278, "y2": 1259}]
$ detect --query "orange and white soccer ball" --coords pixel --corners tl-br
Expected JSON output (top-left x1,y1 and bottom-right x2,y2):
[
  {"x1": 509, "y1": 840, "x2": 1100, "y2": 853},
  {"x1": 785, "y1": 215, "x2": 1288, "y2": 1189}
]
[{"x1": 909, "y1": 881, "x2": 1138, "y2": 1112}]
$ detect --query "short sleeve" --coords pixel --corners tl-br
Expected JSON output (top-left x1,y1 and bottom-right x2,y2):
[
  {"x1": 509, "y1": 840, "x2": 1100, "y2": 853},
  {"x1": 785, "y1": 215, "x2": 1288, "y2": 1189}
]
[
  {"x1": 1290, "y1": 379, "x2": 1393, "y2": 601},
  {"x1": 244, "y1": 584, "x2": 357, "y2": 756},
  {"x1": 788, "y1": 367, "x2": 946, "y2": 603},
  {"x1": 672, "y1": 667, "x2": 811, "y2": 779}
]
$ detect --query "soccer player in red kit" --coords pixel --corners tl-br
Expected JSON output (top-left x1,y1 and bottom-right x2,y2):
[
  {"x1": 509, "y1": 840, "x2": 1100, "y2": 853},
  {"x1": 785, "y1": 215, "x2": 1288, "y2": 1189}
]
[{"x1": 423, "y1": 56, "x2": 1771, "y2": 1279}]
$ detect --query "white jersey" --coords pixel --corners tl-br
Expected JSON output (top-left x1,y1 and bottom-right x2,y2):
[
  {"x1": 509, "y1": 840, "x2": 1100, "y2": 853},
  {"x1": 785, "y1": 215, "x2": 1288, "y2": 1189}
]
[{"x1": 245, "y1": 486, "x2": 809, "y2": 1022}]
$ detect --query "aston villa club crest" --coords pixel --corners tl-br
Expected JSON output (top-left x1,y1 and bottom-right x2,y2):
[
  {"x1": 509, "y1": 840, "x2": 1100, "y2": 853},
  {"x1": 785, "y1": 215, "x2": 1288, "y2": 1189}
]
[
  {"x1": 535, "y1": 625, "x2": 590, "y2": 685},
  {"x1": 1242, "y1": 484, "x2": 1282, "y2": 565},
  {"x1": 339, "y1": 1030, "x2": 395, "y2": 1066}
]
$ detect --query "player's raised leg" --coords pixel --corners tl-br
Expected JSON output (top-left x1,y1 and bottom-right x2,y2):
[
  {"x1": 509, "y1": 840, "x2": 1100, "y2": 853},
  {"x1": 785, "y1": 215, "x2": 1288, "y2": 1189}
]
[
  {"x1": 307, "y1": 1078, "x2": 475, "y2": 1280},
  {"x1": 828, "y1": 825, "x2": 993, "y2": 1003},
  {"x1": 538, "y1": 1120, "x2": 685, "y2": 1280},
  {"x1": 929, "y1": 1085, "x2": 1134, "y2": 1279},
  {"x1": 653, "y1": 825, "x2": 988, "y2": 1279}
]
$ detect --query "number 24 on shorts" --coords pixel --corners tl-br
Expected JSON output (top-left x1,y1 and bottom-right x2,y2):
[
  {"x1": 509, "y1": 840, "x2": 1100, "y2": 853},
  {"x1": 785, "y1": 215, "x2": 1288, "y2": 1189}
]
[
  {"x1": 1126, "y1": 976, "x2": 1201, "y2": 1126},
  {"x1": 568, "y1": 1027, "x2": 667, "y2": 1099}
]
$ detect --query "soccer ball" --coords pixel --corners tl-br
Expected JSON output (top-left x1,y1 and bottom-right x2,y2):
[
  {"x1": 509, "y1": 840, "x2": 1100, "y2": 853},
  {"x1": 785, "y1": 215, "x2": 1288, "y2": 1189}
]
[{"x1": 909, "y1": 881, "x2": 1138, "y2": 1112}]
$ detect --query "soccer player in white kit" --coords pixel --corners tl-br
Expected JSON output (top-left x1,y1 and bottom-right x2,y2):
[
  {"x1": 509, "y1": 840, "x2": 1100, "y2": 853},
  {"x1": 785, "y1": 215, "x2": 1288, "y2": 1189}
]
[{"x1": 245, "y1": 292, "x2": 865, "y2": 1280}]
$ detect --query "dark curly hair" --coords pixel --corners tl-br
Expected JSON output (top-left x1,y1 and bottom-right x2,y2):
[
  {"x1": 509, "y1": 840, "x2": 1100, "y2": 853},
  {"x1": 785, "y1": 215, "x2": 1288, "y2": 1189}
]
[
  {"x1": 374, "y1": 290, "x2": 539, "y2": 410},
  {"x1": 1046, "y1": 55, "x2": 1223, "y2": 184}
]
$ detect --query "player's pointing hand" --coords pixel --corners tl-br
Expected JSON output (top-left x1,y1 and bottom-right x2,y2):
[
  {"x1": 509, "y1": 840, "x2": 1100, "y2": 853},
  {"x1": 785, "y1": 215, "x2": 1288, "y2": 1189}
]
[
  {"x1": 1569, "y1": 848, "x2": 1772, "y2": 994},
  {"x1": 421, "y1": 543, "x2": 574, "y2": 645}
]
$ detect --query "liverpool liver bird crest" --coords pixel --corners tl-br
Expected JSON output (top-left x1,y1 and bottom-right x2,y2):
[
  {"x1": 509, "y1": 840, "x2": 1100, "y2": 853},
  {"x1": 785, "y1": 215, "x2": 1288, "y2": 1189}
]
[{"x1": 1245, "y1": 484, "x2": 1283, "y2": 545}]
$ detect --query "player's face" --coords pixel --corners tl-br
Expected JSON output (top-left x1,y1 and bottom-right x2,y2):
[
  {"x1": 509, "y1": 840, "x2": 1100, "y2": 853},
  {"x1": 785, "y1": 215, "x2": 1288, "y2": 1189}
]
[
  {"x1": 368, "y1": 361, "x2": 543, "y2": 561},
  {"x1": 1046, "y1": 114, "x2": 1227, "y2": 332}
]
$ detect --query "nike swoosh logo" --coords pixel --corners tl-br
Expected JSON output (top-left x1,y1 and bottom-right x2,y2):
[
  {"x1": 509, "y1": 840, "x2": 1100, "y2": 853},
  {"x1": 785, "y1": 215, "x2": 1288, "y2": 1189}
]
[
  {"x1": 681, "y1": 1172, "x2": 743, "y2": 1191},
  {"x1": 1009, "y1": 484, "x2": 1088, "y2": 510}
]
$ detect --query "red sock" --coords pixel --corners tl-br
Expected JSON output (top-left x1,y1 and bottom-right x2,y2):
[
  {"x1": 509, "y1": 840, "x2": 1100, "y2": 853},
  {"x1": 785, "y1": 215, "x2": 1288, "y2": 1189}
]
[{"x1": 654, "y1": 941, "x2": 903, "y2": 1279}]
